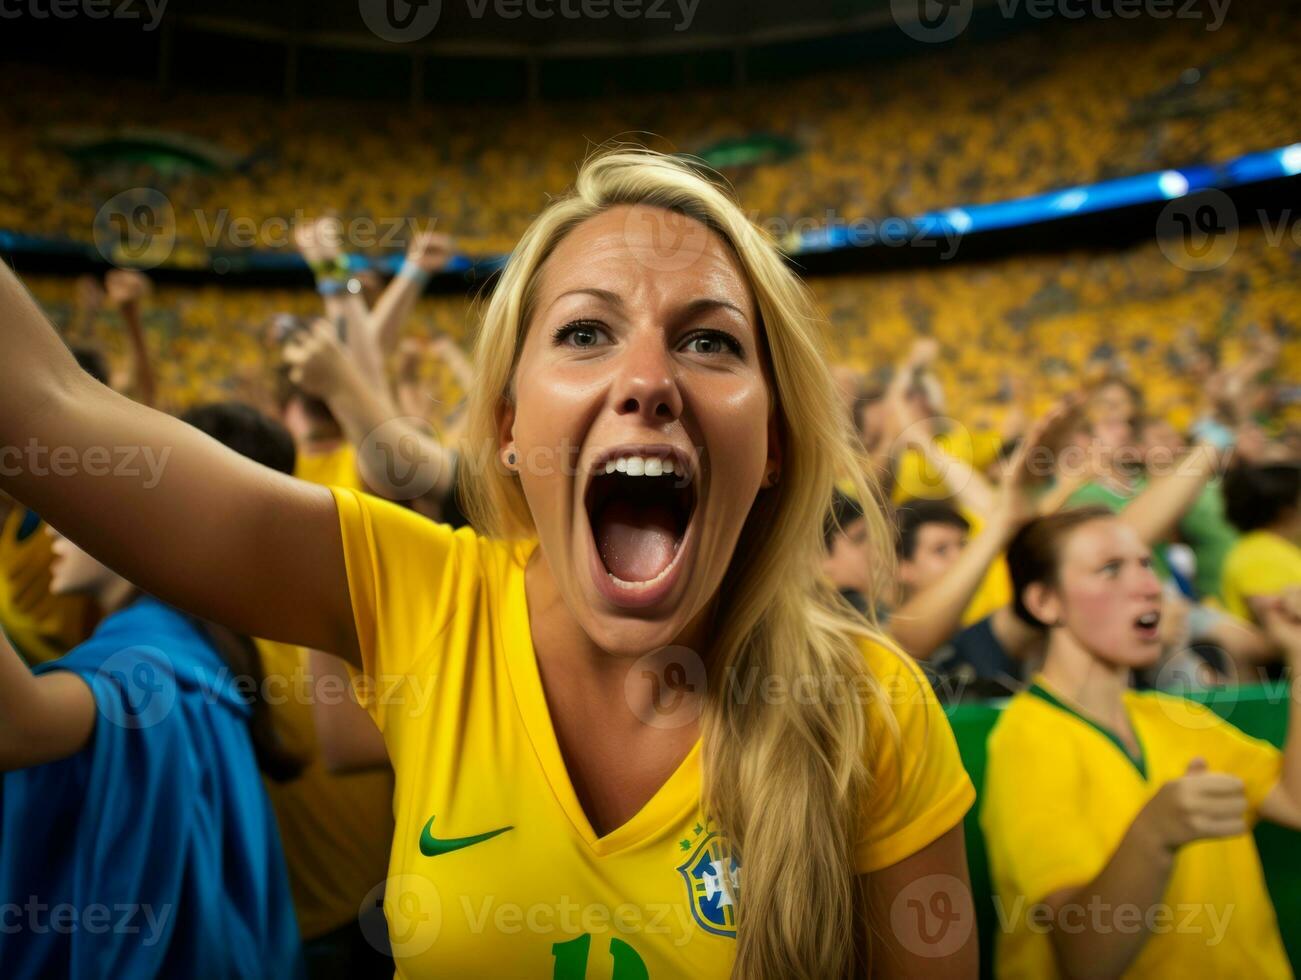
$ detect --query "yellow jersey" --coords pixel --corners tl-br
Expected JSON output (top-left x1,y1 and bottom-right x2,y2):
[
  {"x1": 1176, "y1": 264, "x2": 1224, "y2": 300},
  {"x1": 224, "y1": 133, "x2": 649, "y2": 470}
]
[
  {"x1": 1220, "y1": 530, "x2": 1301, "y2": 623},
  {"x1": 256, "y1": 638, "x2": 396, "y2": 940},
  {"x1": 296, "y1": 443, "x2": 366, "y2": 493},
  {"x1": 0, "y1": 505, "x2": 90, "y2": 665},
  {"x1": 277, "y1": 439, "x2": 393, "y2": 937},
  {"x1": 330, "y1": 487, "x2": 975, "y2": 978},
  {"x1": 959, "y1": 511, "x2": 1012, "y2": 628},
  {"x1": 892, "y1": 430, "x2": 1004, "y2": 504},
  {"x1": 981, "y1": 675, "x2": 1289, "y2": 979}
]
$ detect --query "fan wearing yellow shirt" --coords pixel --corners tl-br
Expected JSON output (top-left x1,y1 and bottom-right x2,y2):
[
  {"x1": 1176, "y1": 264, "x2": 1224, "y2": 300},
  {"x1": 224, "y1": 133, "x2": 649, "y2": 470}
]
[
  {"x1": 0, "y1": 494, "x2": 91, "y2": 665},
  {"x1": 0, "y1": 148, "x2": 977, "y2": 979},
  {"x1": 893, "y1": 501, "x2": 1012, "y2": 629},
  {"x1": 893, "y1": 431, "x2": 1005, "y2": 507},
  {"x1": 982, "y1": 507, "x2": 1301, "y2": 979},
  {"x1": 881, "y1": 398, "x2": 1092, "y2": 700},
  {"x1": 295, "y1": 441, "x2": 365, "y2": 493},
  {"x1": 275, "y1": 361, "x2": 369, "y2": 494},
  {"x1": 256, "y1": 635, "x2": 396, "y2": 971},
  {"x1": 1220, "y1": 462, "x2": 1301, "y2": 626},
  {"x1": 887, "y1": 499, "x2": 1028, "y2": 697}
]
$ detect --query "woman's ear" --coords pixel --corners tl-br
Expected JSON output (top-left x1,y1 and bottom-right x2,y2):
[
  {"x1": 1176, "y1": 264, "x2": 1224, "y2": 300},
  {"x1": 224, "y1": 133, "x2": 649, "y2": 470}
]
[
  {"x1": 496, "y1": 398, "x2": 517, "y2": 470},
  {"x1": 764, "y1": 408, "x2": 784, "y2": 487},
  {"x1": 1023, "y1": 582, "x2": 1061, "y2": 629}
]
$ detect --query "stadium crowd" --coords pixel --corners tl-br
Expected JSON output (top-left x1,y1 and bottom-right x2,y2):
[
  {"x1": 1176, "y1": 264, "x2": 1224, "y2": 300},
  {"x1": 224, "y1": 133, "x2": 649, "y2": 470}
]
[
  {"x1": 0, "y1": 8, "x2": 1298, "y2": 969},
  {"x1": 1, "y1": 173, "x2": 1299, "y2": 973},
  {"x1": 1, "y1": 4, "x2": 1299, "y2": 258}
]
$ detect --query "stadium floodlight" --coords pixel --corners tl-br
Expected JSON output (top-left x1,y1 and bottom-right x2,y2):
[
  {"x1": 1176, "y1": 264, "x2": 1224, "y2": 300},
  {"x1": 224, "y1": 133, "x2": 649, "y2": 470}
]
[{"x1": 1157, "y1": 171, "x2": 1190, "y2": 200}]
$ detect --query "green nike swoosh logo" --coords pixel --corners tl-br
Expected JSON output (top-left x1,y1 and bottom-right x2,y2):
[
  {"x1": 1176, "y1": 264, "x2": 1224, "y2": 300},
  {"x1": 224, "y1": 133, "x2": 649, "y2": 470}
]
[{"x1": 419, "y1": 815, "x2": 513, "y2": 857}]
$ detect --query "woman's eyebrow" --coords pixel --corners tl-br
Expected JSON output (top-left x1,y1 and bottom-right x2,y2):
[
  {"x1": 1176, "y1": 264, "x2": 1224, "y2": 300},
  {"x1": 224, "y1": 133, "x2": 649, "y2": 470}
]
[
  {"x1": 547, "y1": 287, "x2": 623, "y2": 313},
  {"x1": 544, "y1": 290, "x2": 750, "y2": 324},
  {"x1": 679, "y1": 297, "x2": 750, "y2": 322}
]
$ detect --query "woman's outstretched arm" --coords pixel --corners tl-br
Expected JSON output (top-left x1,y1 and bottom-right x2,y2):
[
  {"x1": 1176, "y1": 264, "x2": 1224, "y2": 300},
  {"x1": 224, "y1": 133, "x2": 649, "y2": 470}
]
[{"x1": 0, "y1": 262, "x2": 359, "y2": 664}]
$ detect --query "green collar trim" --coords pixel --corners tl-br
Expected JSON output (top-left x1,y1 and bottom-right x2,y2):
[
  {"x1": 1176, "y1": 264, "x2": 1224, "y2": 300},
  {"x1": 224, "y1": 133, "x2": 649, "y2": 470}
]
[{"x1": 1028, "y1": 682, "x2": 1147, "y2": 780}]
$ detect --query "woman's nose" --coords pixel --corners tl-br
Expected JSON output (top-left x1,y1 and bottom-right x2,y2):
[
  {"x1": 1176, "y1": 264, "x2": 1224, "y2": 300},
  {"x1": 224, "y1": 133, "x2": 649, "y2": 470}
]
[{"x1": 611, "y1": 332, "x2": 683, "y2": 424}]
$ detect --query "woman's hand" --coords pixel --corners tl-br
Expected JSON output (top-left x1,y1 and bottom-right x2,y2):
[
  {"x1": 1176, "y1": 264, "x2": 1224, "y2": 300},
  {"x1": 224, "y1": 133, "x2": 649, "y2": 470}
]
[
  {"x1": 104, "y1": 269, "x2": 151, "y2": 310},
  {"x1": 990, "y1": 399, "x2": 1070, "y2": 533},
  {"x1": 282, "y1": 319, "x2": 356, "y2": 401},
  {"x1": 1136, "y1": 758, "x2": 1248, "y2": 851},
  {"x1": 404, "y1": 231, "x2": 454, "y2": 275},
  {"x1": 293, "y1": 215, "x2": 345, "y2": 268}
]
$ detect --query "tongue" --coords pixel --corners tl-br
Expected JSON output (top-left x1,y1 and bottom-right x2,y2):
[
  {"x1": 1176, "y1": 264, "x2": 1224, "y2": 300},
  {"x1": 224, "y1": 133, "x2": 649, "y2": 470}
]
[{"x1": 594, "y1": 498, "x2": 679, "y2": 582}]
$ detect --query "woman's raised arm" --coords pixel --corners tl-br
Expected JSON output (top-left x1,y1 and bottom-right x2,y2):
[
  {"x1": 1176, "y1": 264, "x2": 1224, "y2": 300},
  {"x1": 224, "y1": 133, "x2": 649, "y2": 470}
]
[{"x1": 0, "y1": 263, "x2": 360, "y2": 664}]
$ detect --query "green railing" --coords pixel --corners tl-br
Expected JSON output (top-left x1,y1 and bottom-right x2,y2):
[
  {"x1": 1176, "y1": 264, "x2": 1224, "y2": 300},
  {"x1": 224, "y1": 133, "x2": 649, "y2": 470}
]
[{"x1": 948, "y1": 682, "x2": 1300, "y2": 976}]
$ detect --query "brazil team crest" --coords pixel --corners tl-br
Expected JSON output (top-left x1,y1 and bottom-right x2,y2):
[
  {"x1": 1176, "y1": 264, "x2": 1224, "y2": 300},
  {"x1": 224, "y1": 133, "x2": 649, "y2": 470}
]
[{"x1": 676, "y1": 829, "x2": 741, "y2": 938}]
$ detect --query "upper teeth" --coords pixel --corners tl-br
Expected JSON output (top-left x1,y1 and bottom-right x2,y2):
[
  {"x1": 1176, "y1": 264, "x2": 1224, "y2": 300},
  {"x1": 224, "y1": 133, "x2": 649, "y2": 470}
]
[
  {"x1": 605, "y1": 455, "x2": 676, "y2": 477},
  {"x1": 1138, "y1": 613, "x2": 1158, "y2": 627}
]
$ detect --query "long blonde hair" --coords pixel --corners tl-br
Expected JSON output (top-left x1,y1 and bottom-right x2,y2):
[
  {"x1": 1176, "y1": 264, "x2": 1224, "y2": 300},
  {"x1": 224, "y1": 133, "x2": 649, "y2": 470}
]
[{"x1": 460, "y1": 147, "x2": 897, "y2": 979}]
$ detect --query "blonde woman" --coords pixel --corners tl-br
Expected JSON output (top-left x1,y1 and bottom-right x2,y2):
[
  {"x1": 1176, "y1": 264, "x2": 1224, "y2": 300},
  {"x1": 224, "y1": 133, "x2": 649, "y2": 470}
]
[{"x1": 0, "y1": 149, "x2": 976, "y2": 978}]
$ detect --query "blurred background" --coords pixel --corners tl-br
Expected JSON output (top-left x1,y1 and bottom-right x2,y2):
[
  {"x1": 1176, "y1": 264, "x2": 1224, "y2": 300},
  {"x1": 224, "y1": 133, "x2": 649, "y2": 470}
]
[{"x1": 0, "y1": 0, "x2": 1296, "y2": 430}]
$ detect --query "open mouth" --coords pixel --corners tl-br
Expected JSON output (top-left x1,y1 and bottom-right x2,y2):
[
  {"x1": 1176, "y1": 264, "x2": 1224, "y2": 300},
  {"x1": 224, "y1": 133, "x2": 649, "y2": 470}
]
[
  {"x1": 1134, "y1": 610, "x2": 1161, "y2": 642},
  {"x1": 584, "y1": 446, "x2": 697, "y2": 602}
]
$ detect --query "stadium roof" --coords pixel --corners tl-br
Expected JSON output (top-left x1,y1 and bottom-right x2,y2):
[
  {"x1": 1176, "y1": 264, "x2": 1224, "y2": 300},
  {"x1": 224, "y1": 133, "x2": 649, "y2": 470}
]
[
  {"x1": 0, "y1": 0, "x2": 1152, "y2": 100},
  {"x1": 159, "y1": 0, "x2": 908, "y2": 56}
]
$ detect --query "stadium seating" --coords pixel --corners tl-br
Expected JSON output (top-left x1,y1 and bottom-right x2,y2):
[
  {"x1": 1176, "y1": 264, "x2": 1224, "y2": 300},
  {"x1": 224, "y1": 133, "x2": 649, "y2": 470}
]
[
  {"x1": 1, "y1": 7, "x2": 1298, "y2": 258},
  {"x1": 25, "y1": 221, "x2": 1298, "y2": 435}
]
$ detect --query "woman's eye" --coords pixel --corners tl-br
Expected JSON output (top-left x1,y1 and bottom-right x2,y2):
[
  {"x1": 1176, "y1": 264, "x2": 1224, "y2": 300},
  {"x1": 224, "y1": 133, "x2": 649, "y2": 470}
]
[
  {"x1": 682, "y1": 331, "x2": 741, "y2": 356},
  {"x1": 554, "y1": 321, "x2": 608, "y2": 348}
]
